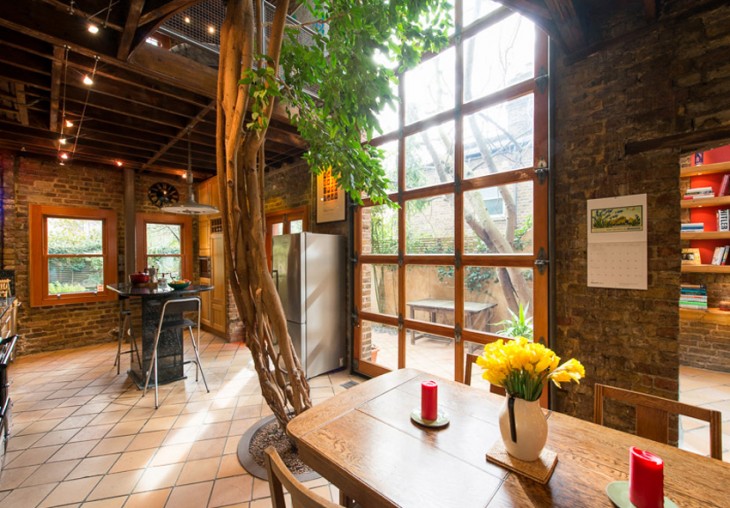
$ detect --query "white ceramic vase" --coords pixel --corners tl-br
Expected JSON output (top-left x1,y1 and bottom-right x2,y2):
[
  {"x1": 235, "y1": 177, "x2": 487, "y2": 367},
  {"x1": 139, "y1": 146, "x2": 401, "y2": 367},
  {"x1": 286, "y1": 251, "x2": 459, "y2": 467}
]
[{"x1": 498, "y1": 395, "x2": 547, "y2": 462}]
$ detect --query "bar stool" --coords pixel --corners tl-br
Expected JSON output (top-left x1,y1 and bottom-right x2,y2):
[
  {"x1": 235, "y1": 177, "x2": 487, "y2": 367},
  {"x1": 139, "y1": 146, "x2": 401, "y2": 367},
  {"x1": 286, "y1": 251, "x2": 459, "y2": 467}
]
[
  {"x1": 114, "y1": 299, "x2": 141, "y2": 375},
  {"x1": 143, "y1": 296, "x2": 209, "y2": 408}
]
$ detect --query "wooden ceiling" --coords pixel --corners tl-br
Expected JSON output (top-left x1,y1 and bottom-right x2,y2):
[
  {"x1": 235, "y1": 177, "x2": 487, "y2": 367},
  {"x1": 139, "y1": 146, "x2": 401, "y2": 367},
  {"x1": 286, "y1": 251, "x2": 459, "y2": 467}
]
[
  {"x1": 0, "y1": 1, "x2": 673, "y2": 178},
  {"x1": 0, "y1": 0, "x2": 306, "y2": 179}
]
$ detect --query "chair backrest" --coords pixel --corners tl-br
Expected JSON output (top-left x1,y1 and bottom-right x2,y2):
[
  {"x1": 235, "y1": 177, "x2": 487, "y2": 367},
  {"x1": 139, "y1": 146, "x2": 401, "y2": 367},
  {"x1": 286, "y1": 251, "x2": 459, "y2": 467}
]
[
  {"x1": 161, "y1": 296, "x2": 200, "y2": 315},
  {"x1": 464, "y1": 352, "x2": 506, "y2": 396},
  {"x1": 264, "y1": 446, "x2": 340, "y2": 508},
  {"x1": 594, "y1": 383, "x2": 723, "y2": 460}
]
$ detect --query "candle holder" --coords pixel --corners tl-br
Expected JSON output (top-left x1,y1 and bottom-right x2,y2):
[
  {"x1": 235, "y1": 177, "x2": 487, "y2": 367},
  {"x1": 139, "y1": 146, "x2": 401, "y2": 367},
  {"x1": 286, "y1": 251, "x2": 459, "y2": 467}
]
[
  {"x1": 605, "y1": 482, "x2": 677, "y2": 508},
  {"x1": 410, "y1": 409, "x2": 449, "y2": 428}
]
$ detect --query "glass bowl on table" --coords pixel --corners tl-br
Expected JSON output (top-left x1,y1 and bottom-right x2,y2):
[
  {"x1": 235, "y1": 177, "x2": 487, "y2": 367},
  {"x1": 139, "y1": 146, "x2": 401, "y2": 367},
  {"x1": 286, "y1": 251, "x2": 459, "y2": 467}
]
[{"x1": 168, "y1": 279, "x2": 191, "y2": 290}]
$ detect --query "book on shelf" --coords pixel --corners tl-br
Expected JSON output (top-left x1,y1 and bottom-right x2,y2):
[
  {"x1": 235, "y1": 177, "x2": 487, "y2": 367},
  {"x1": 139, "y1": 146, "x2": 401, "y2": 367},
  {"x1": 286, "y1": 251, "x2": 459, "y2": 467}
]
[
  {"x1": 712, "y1": 246, "x2": 725, "y2": 265},
  {"x1": 683, "y1": 193, "x2": 716, "y2": 200},
  {"x1": 718, "y1": 209, "x2": 730, "y2": 231},
  {"x1": 686, "y1": 186, "x2": 714, "y2": 194},
  {"x1": 720, "y1": 174, "x2": 730, "y2": 196},
  {"x1": 681, "y1": 222, "x2": 705, "y2": 231},
  {"x1": 723, "y1": 245, "x2": 730, "y2": 265}
]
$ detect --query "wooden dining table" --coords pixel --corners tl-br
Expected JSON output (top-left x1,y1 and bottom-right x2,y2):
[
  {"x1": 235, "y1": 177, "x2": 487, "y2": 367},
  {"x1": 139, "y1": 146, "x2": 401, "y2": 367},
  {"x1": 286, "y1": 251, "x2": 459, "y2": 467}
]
[{"x1": 287, "y1": 368, "x2": 730, "y2": 508}]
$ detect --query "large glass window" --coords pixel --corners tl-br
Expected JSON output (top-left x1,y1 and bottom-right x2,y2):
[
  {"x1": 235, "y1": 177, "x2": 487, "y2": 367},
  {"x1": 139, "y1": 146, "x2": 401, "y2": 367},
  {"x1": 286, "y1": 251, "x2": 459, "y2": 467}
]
[
  {"x1": 355, "y1": 2, "x2": 548, "y2": 388},
  {"x1": 30, "y1": 205, "x2": 118, "y2": 306}
]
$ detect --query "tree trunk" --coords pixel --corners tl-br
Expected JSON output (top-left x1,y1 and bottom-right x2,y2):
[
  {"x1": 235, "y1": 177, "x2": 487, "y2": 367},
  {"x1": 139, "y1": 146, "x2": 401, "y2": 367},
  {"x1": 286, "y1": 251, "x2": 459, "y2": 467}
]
[{"x1": 216, "y1": 0, "x2": 311, "y2": 429}]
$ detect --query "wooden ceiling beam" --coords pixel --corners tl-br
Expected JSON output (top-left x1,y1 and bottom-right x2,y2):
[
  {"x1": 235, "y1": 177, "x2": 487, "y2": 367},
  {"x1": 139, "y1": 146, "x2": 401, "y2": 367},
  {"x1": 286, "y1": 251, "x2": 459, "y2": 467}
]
[
  {"x1": 138, "y1": 0, "x2": 202, "y2": 26},
  {"x1": 39, "y1": 0, "x2": 125, "y2": 32},
  {"x1": 14, "y1": 84, "x2": 30, "y2": 126},
  {"x1": 118, "y1": 0, "x2": 147, "y2": 60},
  {"x1": 544, "y1": 0, "x2": 586, "y2": 52},
  {"x1": 49, "y1": 46, "x2": 64, "y2": 132},
  {"x1": 143, "y1": 100, "x2": 215, "y2": 169}
]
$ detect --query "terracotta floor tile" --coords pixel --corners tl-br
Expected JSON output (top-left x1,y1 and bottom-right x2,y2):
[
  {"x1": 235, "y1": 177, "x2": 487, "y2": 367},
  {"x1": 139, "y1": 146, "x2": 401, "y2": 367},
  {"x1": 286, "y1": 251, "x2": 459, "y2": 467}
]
[
  {"x1": 165, "y1": 481, "x2": 214, "y2": 508},
  {"x1": 86, "y1": 470, "x2": 144, "y2": 501},
  {"x1": 187, "y1": 438, "x2": 225, "y2": 462},
  {"x1": 141, "y1": 416, "x2": 177, "y2": 433},
  {"x1": 0, "y1": 464, "x2": 40, "y2": 490},
  {"x1": 208, "y1": 474, "x2": 253, "y2": 507},
  {"x1": 49, "y1": 440, "x2": 99, "y2": 463},
  {"x1": 6, "y1": 445, "x2": 63, "y2": 468},
  {"x1": 108, "y1": 448, "x2": 156, "y2": 474},
  {"x1": 149, "y1": 443, "x2": 193, "y2": 467},
  {"x1": 78, "y1": 496, "x2": 127, "y2": 508},
  {"x1": 126, "y1": 430, "x2": 167, "y2": 452},
  {"x1": 176, "y1": 457, "x2": 221, "y2": 485},
  {"x1": 37, "y1": 476, "x2": 102, "y2": 507},
  {"x1": 88, "y1": 435, "x2": 135, "y2": 457},
  {"x1": 217, "y1": 454, "x2": 245, "y2": 479},
  {"x1": 124, "y1": 488, "x2": 171, "y2": 508},
  {"x1": 21, "y1": 459, "x2": 80, "y2": 487},
  {"x1": 32, "y1": 429, "x2": 82, "y2": 449},
  {"x1": 15, "y1": 419, "x2": 63, "y2": 437},
  {"x1": 66, "y1": 454, "x2": 120, "y2": 480},
  {"x1": 6, "y1": 432, "x2": 44, "y2": 452},
  {"x1": 68, "y1": 425, "x2": 114, "y2": 443},
  {"x1": 133, "y1": 463, "x2": 184, "y2": 492},
  {"x1": 0, "y1": 482, "x2": 57, "y2": 508}
]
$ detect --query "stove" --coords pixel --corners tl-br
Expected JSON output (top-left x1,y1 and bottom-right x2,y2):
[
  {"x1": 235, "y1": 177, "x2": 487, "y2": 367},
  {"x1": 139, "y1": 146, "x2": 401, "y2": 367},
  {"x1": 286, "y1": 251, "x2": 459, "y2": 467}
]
[{"x1": 0, "y1": 334, "x2": 17, "y2": 464}]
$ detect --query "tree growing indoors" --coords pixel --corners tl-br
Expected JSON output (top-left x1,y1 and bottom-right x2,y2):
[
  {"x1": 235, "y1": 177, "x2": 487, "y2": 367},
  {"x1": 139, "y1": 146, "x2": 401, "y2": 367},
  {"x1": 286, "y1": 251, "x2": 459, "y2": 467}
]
[{"x1": 216, "y1": 0, "x2": 451, "y2": 428}]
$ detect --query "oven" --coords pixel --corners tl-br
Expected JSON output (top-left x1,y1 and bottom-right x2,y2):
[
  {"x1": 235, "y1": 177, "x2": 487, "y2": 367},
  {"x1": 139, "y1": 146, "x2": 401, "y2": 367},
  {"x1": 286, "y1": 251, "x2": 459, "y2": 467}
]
[
  {"x1": 199, "y1": 256, "x2": 211, "y2": 279},
  {"x1": 0, "y1": 334, "x2": 17, "y2": 465}
]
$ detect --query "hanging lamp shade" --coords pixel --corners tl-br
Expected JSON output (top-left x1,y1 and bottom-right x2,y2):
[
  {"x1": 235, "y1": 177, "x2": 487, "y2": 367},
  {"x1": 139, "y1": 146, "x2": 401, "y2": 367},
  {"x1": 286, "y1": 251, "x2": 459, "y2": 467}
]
[{"x1": 165, "y1": 131, "x2": 219, "y2": 215}]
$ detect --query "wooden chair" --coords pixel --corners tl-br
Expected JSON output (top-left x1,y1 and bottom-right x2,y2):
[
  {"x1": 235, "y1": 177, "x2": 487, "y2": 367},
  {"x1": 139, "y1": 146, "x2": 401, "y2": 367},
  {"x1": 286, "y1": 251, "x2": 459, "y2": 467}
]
[
  {"x1": 464, "y1": 353, "x2": 506, "y2": 396},
  {"x1": 594, "y1": 383, "x2": 723, "y2": 460},
  {"x1": 264, "y1": 446, "x2": 341, "y2": 508}
]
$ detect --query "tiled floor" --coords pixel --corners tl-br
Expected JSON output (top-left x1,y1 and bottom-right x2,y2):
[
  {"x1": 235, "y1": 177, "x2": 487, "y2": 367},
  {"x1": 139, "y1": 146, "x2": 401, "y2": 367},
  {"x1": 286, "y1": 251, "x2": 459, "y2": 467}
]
[
  {"x1": 2, "y1": 337, "x2": 729, "y2": 508},
  {"x1": 0, "y1": 333, "x2": 363, "y2": 508}
]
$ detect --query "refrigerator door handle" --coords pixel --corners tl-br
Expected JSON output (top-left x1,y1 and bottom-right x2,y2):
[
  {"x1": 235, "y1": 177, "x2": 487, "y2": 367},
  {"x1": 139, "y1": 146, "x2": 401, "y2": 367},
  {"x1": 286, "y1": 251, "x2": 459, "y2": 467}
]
[{"x1": 272, "y1": 269, "x2": 279, "y2": 290}]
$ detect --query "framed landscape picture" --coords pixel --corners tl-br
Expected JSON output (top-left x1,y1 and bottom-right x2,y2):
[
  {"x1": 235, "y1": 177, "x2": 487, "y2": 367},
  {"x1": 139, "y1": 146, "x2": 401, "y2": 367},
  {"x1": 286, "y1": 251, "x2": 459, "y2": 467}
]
[{"x1": 681, "y1": 247, "x2": 702, "y2": 265}]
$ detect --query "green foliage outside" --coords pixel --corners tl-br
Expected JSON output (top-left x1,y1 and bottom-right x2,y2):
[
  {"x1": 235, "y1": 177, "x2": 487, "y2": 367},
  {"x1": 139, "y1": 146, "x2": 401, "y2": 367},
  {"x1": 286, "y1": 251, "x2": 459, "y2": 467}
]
[
  {"x1": 279, "y1": 0, "x2": 452, "y2": 206},
  {"x1": 49, "y1": 281, "x2": 88, "y2": 294},
  {"x1": 47, "y1": 218, "x2": 104, "y2": 293},
  {"x1": 497, "y1": 302, "x2": 533, "y2": 340}
]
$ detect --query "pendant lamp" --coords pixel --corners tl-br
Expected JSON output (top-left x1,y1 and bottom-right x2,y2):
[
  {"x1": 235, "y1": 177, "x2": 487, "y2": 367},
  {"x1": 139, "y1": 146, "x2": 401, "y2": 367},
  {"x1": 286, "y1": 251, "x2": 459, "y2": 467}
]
[{"x1": 165, "y1": 131, "x2": 219, "y2": 215}]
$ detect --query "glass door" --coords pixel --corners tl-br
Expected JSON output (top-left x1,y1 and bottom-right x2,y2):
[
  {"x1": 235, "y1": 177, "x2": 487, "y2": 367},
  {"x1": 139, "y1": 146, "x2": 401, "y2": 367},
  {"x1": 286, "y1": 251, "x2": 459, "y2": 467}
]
[{"x1": 354, "y1": 2, "x2": 549, "y2": 396}]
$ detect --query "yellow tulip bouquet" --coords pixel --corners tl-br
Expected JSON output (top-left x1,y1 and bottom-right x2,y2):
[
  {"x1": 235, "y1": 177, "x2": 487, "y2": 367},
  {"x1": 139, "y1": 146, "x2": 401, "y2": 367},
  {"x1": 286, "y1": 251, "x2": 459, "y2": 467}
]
[{"x1": 476, "y1": 337, "x2": 585, "y2": 401}]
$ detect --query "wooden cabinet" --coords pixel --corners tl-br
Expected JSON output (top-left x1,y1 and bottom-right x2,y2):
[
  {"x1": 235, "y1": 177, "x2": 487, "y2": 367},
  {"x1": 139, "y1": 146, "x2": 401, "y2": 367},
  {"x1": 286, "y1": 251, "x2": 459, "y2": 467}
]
[{"x1": 197, "y1": 175, "x2": 227, "y2": 336}]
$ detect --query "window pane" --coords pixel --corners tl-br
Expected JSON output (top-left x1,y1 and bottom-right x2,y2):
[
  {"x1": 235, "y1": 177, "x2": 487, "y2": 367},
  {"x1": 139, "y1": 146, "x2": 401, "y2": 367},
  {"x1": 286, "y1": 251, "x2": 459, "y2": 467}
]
[
  {"x1": 375, "y1": 82, "x2": 399, "y2": 136},
  {"x1": 47, "y1": 218, "x2": 102, "y2": 255},
  {"x1": 290, "y1": 220, "x2": 303, "y2": 234},
  {"x1": 464, "y1": 94, "x2": 534, "y2": 177},
  {"x1": 362, "y1": 204, "x2": 398, "y2": 255},
  {"x1": 464, "y1": 14, "x2": 535, "y2": 102},
  {"x1": 147, "y1": 223, "x2": 181, "y2": 255},
  {"x1": 405, "y1": 121, "x2": 454, "y2": 190},
  {"x1": 374, "y1": 140, "x2": 399, "y2": 194},
  {"x1": 271, "y1": 222, "x2": 284, "y2": 236},
  {"x1": 463, "y1": 0, "x2": 502, "y2": 27},
  {"x1": 464, "y1": 266, "x2": 533, "y2": 338},
  {"x1": 406, "y1": 327, "x2": 454, "y2": 380},
  {"x1": 404, "y1": 47, "x2": 455, "y2": 125},
  {"x1": 406, "y1": 265, "x2": 455, "y2": 327},
  {"x1": 361, "y1": 320, "x2": 398, "y2": 371},
  {"x1": 48, "y1": 257, "x2": 103, "y2": 294},
  {"x1": 362, "y1": 264, "x2": 398, "y2": 316},
  {"x1": 406, "y1": 195, "x2": 454, "y2": 254},
  {"x1": 148, "y1": 256, "x2": 181, "y2": 277},
  {"x1": 464, "y1": 181, "x2": 533, "y2": 254}
]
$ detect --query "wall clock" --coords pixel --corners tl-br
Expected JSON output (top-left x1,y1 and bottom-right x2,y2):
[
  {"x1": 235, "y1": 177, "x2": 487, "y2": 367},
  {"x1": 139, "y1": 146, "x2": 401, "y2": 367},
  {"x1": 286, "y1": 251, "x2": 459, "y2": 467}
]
[{"x1": 148, "y1": 182, "x2": 180, "y2": 208}]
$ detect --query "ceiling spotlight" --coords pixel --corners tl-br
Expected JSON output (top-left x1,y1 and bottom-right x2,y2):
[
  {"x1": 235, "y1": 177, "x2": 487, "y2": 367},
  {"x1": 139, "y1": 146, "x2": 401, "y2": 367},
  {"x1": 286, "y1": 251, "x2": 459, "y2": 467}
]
[
  {"x1": 59, "y1": 152, "x2": 69, "y2": 160},
  {"x1": 65, "y1": 119, "x2": 74, "y2": 128},
  {"x1": 115, "y1": 160, "x2": 123, "y2": 167},
  {"x1": 82, "y1": 74, "x2": 94, "y2": 86},
  {"x1": 184, "y1": 16, "x2": 191, "y2": 24},
  {"x1": 59, "y1": 137, "x2": 67, "y2": 145},
  {"x1": 88, "y1": 23, "x2": 99, "y2": 34},
  {"x1": 207, "y1": 25, "x2": 216, "y2": 34}
]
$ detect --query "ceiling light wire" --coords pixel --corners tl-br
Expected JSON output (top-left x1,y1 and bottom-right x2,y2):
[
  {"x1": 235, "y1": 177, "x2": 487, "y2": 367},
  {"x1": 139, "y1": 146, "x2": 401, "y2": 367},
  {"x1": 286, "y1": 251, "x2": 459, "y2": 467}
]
[{"x1": 70, "y1": 55, "x2": 100, "y2": 159}]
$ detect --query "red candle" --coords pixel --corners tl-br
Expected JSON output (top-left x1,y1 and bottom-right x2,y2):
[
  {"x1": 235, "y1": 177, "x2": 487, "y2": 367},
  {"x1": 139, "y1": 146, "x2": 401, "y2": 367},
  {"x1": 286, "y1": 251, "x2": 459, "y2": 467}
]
[
  {"x1": 421, "y1": 380, "x2": 438, "y2": 421},
  {"x1": 629, "y1": 447, "x2": 664, "y2": 508}
]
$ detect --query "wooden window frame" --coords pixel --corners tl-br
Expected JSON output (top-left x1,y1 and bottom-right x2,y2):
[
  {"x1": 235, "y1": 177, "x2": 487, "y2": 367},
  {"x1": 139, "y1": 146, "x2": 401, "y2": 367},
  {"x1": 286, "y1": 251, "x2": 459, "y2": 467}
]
[
  {"x1": 353, "y1": 4, "x2": 549, "y2": 396},
  {"x1": 135, "y1": 213, "x2": 193, "y2": 280},
  {"x1": 29, "y1": 205, "x2": 118, "y2": 307}
]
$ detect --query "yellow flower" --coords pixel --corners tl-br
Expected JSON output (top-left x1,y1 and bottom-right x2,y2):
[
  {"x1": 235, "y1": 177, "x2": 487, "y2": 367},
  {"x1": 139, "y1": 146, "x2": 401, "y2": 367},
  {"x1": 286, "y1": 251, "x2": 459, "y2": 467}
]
[{"x1": 474, "y1": 337, "x2": 585, "y2": 400}]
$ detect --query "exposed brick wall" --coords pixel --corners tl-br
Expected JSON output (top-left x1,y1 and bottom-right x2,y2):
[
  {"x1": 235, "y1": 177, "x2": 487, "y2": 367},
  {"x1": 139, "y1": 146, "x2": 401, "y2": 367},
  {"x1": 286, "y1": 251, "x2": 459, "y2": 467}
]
[
  {"x1": 552, "y1": 1, "x2": 730, "y2": 422},
  {"x1": 0, "y1": 152, "x2": 185, "y2": 355}
]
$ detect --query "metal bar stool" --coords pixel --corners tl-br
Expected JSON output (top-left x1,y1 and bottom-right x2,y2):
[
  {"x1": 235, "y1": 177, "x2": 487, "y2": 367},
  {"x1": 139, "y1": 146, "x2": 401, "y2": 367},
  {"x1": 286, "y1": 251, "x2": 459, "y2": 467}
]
[
  {"x1": 114, "y1": 299, "x2": 141, "y2": 375},
  {"x1": 143, "y1": 296, "x2": 209, "y2": 408}
]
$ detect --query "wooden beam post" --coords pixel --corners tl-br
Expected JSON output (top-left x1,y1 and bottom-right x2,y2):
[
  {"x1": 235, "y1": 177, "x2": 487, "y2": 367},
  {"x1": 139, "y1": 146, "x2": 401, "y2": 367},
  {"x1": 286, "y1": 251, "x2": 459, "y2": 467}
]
[
  {"x1": 49, "y1": 45, "x2": 64, "y2": 132},
  {"x1": 118, "y1": 0, "x2": 146, "y2": 61}
]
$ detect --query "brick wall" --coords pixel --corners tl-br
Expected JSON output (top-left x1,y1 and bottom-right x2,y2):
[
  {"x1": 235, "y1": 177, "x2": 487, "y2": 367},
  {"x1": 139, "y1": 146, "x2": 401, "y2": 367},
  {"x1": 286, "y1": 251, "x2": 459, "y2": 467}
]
[
  {"x1": 552, "y1": 0, "x2": 730, "y2": 421},
  {"x1": 0, "y1": 152, "x2": 186, "y2": 355}
]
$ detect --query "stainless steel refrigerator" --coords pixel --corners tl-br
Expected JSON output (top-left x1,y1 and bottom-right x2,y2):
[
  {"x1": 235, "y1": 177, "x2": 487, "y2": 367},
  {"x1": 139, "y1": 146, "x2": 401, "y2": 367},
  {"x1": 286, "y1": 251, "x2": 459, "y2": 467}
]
[{"x1": 272, "y1": 232, "x2": 346, "y2": 378}]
